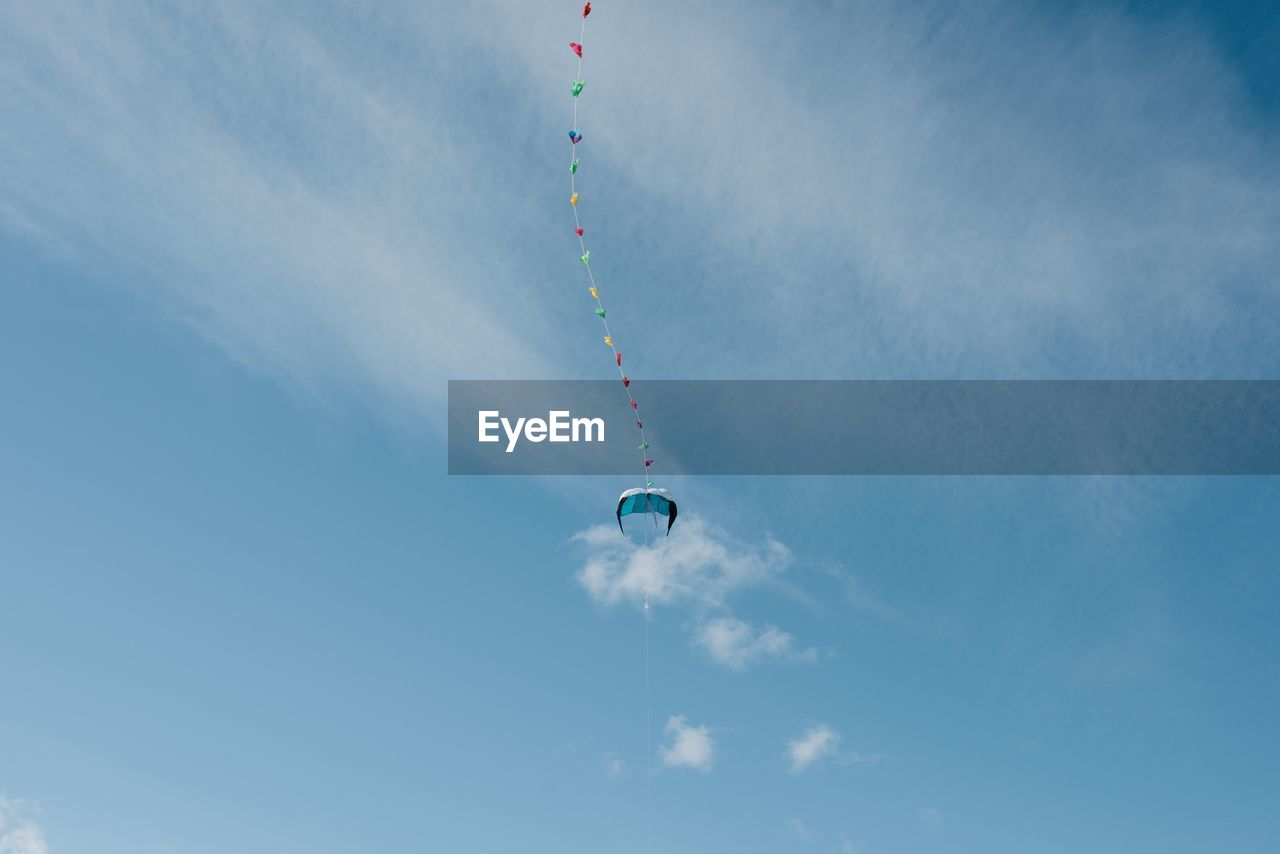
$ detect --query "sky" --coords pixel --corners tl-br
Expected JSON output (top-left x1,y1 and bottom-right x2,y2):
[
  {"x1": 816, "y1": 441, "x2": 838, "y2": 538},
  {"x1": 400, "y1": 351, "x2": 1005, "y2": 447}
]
[{"x1": 2, "y1": 1, "x2": 1279, "y2": 852}]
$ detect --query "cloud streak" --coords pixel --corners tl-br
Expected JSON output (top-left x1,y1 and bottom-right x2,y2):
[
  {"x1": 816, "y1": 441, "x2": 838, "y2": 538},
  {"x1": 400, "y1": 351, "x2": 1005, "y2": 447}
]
[
  {"x1": 2, "y1": 0, "x2": 1276, "y2": 443},
  {"x1": 0, "y1": 1, "x2": 560, "y2": 423}
]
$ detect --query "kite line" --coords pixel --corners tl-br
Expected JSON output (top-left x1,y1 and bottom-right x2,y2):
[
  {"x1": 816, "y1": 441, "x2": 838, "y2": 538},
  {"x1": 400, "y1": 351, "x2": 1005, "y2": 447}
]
[
  {"x1": 568, "y1": 3, "x2": 677, "y2": 543},
  {"x1": 567, "y1": 3, "x2": 673, "y2": 515},
  {"x1": 566, "y1": 6, "x2": 669, "y2": 849}
]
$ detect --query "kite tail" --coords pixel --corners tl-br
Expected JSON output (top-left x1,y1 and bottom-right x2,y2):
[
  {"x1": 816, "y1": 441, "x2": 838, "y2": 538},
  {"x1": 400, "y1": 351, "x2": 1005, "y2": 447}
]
[{"x1": 567, "y1": 2, "x2": 656, "y2": 494}]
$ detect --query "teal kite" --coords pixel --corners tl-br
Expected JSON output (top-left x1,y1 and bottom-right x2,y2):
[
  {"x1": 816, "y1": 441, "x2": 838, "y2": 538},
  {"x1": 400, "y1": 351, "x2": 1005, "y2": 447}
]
[{"x1": 617, "y1": 488, "x2": 677, "y2": 535}]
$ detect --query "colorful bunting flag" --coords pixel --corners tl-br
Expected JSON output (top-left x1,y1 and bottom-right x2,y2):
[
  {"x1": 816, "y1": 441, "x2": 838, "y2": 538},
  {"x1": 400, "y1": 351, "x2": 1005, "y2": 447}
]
[{"x1": 566, "y1": 3, "x2": 663, "y2": 500}]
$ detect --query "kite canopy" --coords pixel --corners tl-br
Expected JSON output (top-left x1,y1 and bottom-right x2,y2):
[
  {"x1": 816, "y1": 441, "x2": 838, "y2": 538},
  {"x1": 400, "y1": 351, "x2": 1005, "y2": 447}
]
[{"x1": 617, "y1": 488, "x2": 677, "y2": 535}]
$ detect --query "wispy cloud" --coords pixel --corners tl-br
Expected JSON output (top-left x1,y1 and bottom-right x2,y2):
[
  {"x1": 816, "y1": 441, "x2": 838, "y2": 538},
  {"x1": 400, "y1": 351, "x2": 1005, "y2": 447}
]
[
  {"x1": 831, "y1": 571, "x2": 910, "y2": 628},
  {"x1": 917, "y1": 806, "x2": 944, "y2": 831},
  {"x1": 786, "y1": 724, "x2": 843, "y2": 774},
  {"x1": 787, "y1": 816, "x2": 816, "y2": 843},
  {"x1": 693, "y1": 616, "x2": 817, "y2": 671},
  {"x1": 0, "y1": 1, "x2": 559, "y2": 422},
  {"x1": 785, "y1": 816, "x2": 861, "y2": 851},
  {"x1": 659, "y1": 715, "x2": 714, "y2": 773},
  {"x1": 491, "y1": 0, "x2": 1280, "y2": 381},
  {"x1": 3, "y1": 0, "x2": 1275, "y2": 442},
  {"x1": 0, "y1": 796, "x2": 48, "y2": 854},
  {"x1": 784, "y1": 722, "x2": 884, "y2": 776},
  {"x1": 602, "y1": 754, "x2": 625, "y2": 780}
]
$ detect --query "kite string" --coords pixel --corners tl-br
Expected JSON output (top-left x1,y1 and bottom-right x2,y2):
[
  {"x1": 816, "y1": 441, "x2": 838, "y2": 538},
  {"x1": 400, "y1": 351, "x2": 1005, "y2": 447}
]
[
  {"x1": 644, "y1": 524, "x2": 654, "y2": 854},
  {"x1": 569, "y1": 10, "x2": 654, "y2": 492},
  {"x1": 643, "y1": 501, "x2": 658, "y2": 853}
]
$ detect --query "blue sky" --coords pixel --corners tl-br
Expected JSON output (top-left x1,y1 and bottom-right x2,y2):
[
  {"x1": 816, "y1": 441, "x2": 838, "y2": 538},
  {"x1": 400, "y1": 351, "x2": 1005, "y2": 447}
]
[{"x1": 2, "y1": 1, "x2": 1279, "y2": 852}]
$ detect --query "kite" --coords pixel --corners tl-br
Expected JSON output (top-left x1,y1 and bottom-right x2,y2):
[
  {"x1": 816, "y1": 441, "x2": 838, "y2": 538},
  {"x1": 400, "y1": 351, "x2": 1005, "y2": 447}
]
[
  {"x1": 565, "y1": 1, "x2": 677, "y2": 535},
  {"x1": 617, "y1": 487, "x2": 678, "y2": 535},
  {"x1": 563, "y1": 7, "x2": 670, "y2": 849}
]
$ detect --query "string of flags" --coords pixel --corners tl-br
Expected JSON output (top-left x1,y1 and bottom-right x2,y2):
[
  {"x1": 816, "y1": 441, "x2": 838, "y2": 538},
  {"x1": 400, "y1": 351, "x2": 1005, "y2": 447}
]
[
  {"x1": 566, "y1": 1, "x2": 658, "y2": 493},
  {"x1": 566, "y1": 8, "x2": 674, "y2": 849}
]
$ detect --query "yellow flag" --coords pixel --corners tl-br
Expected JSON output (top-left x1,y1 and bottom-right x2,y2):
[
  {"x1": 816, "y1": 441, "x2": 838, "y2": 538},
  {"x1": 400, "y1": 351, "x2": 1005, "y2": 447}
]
[
  {"x1": 603, "y1": 336, "x2": 612, "y2": 346},
  {"x1": 589, "y1": 287, "x2": 599, "y2": 299},
  {"x1": 570, "y1": 192, "x2": 579, "y2": 207}
]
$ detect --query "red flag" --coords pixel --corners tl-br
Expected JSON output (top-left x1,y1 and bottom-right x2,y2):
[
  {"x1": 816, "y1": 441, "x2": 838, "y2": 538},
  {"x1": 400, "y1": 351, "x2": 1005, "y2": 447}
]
[
  {"x1": 631, "y1": 400, "x2": 638, "y2": 410},
  {"x1": 644, "y1": 459, "x2": 654, "y2": 467},
  {"x1": 575, "y1": 227, "x2": 584, "y2": 236},
  {"x1": 622, "y1": 376, "x2": 630, "y2": 388},
  {"x1": 616, "y1": 353, "x2": 622, "y2": 366},
  {"x1": 583, "y1": 2, "x2": 592, "y2": 18},
  {"x1": 569, "y1": 42, "x2": 583, "y2": 57}
]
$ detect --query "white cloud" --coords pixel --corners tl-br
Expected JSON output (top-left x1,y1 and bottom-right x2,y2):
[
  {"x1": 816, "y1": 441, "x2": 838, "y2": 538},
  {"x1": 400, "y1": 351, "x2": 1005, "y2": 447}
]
[
  {"x1": 574, "y1": 515, "x2": 792, "y2": 610},
  {"x1": 786, "y1": 724, "x2": 842, "y2": 774},
  {"x1": 659, "y1": 715, "x2": 714, "y2": 773},
  {"x1": 575, "y1": 514, "x2": 814, "y2": 668},
  {"x1": 0, "y1": 796, "x2": 48, "y2": 854},
  {"x1": 693, "y1": 617, "x2": 817, "y2": 671}
]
